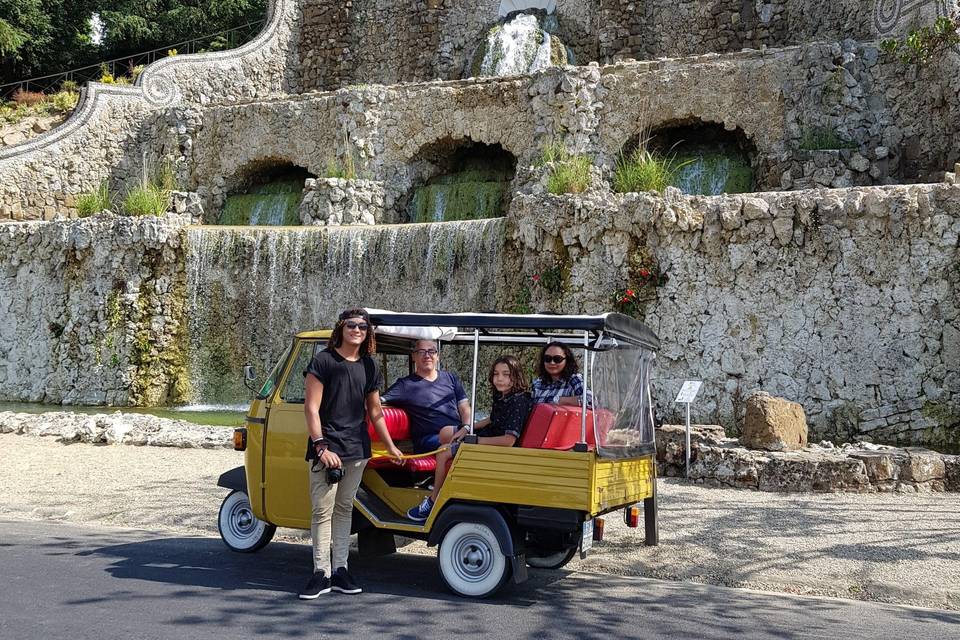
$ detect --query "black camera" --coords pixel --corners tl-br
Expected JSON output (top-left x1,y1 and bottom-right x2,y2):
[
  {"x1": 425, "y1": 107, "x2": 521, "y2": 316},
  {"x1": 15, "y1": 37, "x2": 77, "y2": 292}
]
[{"x1": 326, "y1": 467, "x2": 343, "y2": 485}]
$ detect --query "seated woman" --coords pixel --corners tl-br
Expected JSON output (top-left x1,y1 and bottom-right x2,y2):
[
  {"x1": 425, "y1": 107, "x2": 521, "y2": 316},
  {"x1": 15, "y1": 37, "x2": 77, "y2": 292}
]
[
  {"x1": 406, "y1": 355, "x2": 533, "y2": 522},
  {"x1": 531, "y1": 341, "x2": 592, "y2": 407}
]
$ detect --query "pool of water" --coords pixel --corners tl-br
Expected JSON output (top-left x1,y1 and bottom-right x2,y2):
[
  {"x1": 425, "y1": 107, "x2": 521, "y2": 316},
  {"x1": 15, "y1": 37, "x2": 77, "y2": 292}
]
[{"x1": 0, "y1": 402, "x2": 248, "y2": 427}]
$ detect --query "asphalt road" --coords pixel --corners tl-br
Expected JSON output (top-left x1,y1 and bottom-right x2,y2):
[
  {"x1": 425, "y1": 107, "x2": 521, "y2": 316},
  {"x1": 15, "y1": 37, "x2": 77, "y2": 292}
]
[{"x1": 2, "y1": 519, "x2": 960, "y2": 640}]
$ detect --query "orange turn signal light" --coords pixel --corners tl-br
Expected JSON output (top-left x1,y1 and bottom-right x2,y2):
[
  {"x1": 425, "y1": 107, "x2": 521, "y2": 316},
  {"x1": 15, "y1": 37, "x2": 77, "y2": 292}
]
[
  {"x1": 624, "y1": 504, "x2": 640, "y2": 528},
  {"x1": 593, "y1": 517, "x2": 605, "y2": 542},
  {"x1": 233, "y1": 428, "x2": 247, "y2": 451}
]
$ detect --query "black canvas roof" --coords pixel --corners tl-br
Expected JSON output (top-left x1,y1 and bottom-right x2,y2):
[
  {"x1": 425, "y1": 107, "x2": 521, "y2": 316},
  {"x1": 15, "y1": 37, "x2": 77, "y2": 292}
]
[{"x1": 366, "y1": 310, "x2": 660, "y2": 351}]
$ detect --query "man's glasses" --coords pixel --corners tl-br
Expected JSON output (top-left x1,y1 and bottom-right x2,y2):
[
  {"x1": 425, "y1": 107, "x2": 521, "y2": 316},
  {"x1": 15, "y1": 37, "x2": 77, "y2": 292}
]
[
  {"x1": 344, "y1": 322, "x2": 369, "y2": 331},
  {"x1": 542, "y1": 355, "x2": 566, "y2": 364},
  {"x1": 413, "y1": 349, "x2": 439, "y2": 357}
]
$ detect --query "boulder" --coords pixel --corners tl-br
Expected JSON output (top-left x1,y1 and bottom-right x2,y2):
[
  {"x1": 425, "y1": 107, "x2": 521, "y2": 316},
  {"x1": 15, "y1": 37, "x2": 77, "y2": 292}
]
[
  {"x1": 945, "y1": 456, "x2": 960, "y2": 492},
  {"x1": 742, "y1": 391, "x2": 808, "y2": 451}
]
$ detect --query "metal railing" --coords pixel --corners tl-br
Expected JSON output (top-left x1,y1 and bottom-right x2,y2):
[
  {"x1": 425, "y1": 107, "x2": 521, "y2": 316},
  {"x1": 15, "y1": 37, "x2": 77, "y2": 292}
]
[{"x1": 0, "y1": 20, "x2": 265, "y2": 100}]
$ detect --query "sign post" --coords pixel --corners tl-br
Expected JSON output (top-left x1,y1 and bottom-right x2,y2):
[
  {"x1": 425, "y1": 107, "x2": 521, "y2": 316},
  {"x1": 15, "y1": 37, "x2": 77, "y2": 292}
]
[{"x1": 674, "y1": 381, "x2": 702, "y2": 477}]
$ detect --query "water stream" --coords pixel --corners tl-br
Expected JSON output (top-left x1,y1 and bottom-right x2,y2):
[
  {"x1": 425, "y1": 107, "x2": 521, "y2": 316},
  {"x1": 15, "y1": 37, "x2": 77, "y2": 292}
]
[
  {"x1": 183, "y1": 219, "x2": 505, "y2": 404},
  {"x1": 471, "y1": 12, "x2": 569, "y2": 77},
  {"x1": 220, "y1": 179, "x2": 304, "y2": 226}
]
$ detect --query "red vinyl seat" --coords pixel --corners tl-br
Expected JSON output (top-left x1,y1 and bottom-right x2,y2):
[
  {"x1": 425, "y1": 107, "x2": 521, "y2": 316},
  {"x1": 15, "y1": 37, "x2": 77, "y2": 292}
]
[
  {"x1": 366, "y1": 406, "x2": 437, "y2": 472},
  {"x1": 519, "y1": 403, "x2": 614, "y2": 450}
]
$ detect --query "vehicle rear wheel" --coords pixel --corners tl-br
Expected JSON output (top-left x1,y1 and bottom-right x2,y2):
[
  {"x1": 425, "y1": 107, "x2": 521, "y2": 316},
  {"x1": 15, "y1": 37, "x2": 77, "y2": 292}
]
[
  {"x1": 218, "y1": 490, "x2": 276, "y2": 553},
  {"x1": 526, "y1": 545, "x2": 578, "y2": 570},
  {"x1": 438, "y1": 522, "x2": 511, "y2": 598}
]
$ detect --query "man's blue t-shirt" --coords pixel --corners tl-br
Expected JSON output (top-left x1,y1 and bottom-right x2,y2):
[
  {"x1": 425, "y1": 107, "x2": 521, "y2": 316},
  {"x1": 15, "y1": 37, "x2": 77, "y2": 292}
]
[{"x1": 382, "y1": 370, "x2": 467, "y2": 452}]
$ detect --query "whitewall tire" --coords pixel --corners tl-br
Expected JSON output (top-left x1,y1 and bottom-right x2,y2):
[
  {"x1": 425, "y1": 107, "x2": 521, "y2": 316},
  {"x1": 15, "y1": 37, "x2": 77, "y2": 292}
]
[
  {"x1": 218, "y1": 490, "x2": 276, "y2": 553},
  {"x1": 438, "y1": 522, "x2": 511, "y2": 598}
]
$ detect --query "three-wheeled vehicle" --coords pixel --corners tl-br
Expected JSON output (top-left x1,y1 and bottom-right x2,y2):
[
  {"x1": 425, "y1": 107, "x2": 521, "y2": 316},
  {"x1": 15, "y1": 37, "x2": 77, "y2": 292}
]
[{"x1": 216, "y1": 311, "x2": 660, "y2": 598}]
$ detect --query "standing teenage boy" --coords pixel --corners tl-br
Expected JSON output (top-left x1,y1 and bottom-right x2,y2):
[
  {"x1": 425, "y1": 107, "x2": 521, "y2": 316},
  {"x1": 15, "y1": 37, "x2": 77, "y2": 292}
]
[{"x1": 299, "y1": 308, "x2": 403, "y2": 599}]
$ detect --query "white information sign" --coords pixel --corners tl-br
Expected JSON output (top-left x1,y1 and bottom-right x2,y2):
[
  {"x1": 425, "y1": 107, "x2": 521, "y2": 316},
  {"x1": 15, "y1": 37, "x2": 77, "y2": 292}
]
[
  {"x1": 674, "y1": 380, "x2": 702, "y2": 404},
  {"x1": 674, "y1": 380, "x2": 702, "y2": 477}
]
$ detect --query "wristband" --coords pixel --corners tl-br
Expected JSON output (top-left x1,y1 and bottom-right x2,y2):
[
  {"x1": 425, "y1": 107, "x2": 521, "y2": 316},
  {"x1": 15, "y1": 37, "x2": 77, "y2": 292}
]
[
  {"x1": 313, "y1": 438, "x2": 329, "y2": 453},
  {"x1": 460, "y1": 423, "x2": 470, "y2": 430}
]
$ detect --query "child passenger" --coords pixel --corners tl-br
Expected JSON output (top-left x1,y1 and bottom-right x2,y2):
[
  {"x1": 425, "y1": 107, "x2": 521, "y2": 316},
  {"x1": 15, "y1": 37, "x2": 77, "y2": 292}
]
[{"x1": 406, "y1": 355, "x2": 533, "y2": 522}]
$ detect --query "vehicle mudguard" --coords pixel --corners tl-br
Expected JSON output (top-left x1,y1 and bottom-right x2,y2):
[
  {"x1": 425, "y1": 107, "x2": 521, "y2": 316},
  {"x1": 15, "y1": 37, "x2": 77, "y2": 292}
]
[
  {"x1": 428, "y1": 504, "x2": 528, "y2": 584},
  {"x1": 427, "y1": 504, "x2": 516, "y2": 556},
  {"x1": 217, "y1": 466, "x2": 247, "y2": 492}
]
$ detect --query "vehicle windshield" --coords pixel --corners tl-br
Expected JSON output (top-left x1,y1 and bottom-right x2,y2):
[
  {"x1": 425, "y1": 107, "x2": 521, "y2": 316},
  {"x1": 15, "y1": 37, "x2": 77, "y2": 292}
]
[
  {"x1": 589, "y1": 344, "x2": 656, "y2": 459},
  {"x1": 258, "y1": 344, "x2": 292, "y2": 399}
]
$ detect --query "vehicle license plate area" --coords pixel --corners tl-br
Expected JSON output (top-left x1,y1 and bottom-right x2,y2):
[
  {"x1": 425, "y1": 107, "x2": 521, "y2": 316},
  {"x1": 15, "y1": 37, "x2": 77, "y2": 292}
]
[{"x1": 581, "y1": 519, "x2": 593, "y2": 556}]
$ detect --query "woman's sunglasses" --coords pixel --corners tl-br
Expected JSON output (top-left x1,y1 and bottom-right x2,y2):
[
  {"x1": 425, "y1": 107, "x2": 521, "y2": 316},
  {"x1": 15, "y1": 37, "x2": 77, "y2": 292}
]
[
  {"x1": 542, "y1": 355, "x2": 566, "y2": 364},
  {"x1": 344, "y1": 322, "x2": 369, "y2": 331}
]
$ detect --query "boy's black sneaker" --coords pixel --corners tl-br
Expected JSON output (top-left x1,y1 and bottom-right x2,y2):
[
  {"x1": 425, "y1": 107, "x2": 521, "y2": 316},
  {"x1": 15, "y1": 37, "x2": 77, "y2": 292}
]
[
  {"x1": 298, "y1": 570, "x2": 331, "y2": 599},
  {"x1": 331, "y1": 567, "x2": 362, "y2": 594}
]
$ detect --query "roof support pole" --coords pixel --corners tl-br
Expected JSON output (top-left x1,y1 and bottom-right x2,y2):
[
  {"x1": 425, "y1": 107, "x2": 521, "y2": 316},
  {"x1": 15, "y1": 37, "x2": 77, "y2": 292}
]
[
  {"x1": 574, "y1": 330, "x2": 590, "y2": 452},
  {"x1": 469, "y1": 328, "x2": 480, "y2": 435}
]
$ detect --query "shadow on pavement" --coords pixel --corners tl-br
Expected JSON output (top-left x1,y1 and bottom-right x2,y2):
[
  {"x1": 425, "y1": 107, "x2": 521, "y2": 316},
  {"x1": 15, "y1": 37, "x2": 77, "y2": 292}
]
[{"x1": 40, "y1": 528, "x2": 960, "y2": 640}]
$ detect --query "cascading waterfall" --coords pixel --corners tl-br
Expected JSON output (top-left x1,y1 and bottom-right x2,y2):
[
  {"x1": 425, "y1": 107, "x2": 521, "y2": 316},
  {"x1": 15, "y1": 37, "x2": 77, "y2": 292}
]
[
  {"x1": 410, "y1": 169, "x2": 510, "y2": 222},
  {"x1": 184, "y1": 219, "x2": 505, "y2": 404},
  {"x1": 220, "y1": 179, "x2": 304, "y2": 226},
  {"x1": 471, "y1": 12, "x2": 570, "y2": 77}
]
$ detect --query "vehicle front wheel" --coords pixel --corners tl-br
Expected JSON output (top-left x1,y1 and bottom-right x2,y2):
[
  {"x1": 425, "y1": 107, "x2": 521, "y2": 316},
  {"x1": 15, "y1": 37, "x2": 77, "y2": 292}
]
[
  {"x1": 218, "y1": 490, "x2": 276, "y2": 553},
  {"x1": 526, "y1": 545, "x2": 578, "y2": 570},
  {"x1": 438, "y1": 522, "x2": 511, "y2": 598}
]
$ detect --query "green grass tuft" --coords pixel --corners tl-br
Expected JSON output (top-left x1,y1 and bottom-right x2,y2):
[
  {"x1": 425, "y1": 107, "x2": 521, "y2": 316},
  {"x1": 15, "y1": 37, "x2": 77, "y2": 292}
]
[
  {"x1": 799, "y1": 127, "x2": 857, "y2": 151},
  {"x1": 76, "y1": 182, "x2": 112, "y2": 217},
  {"x1": 613, "y1": 147, "x2": 683, "y2": 193},
  {"x1": 122, "y1": 183, "x2": 170, "y2": 217},
  {"x1": 546, "y1": 155, "x2": 592, "y2": 195}
]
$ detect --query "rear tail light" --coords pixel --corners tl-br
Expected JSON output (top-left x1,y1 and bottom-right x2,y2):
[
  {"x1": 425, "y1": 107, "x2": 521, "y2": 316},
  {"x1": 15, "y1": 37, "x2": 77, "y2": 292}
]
[
  {"x1": 593, "y1": 517, "x2": 605, "y2": 541},
  {"x1": 624, "y1": 504, "x2": 640, "y2": 528},
  {"x1": 233, "y1": 428, "x2": 247, "y2": 451}
]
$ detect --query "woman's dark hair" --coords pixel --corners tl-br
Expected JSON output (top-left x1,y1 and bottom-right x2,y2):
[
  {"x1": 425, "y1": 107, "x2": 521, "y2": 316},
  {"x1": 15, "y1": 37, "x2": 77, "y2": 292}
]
[
  {"x1": 536, "y1": 341, "x2": 579, "y2": 383},
  {"x1": 489, "y1": 355, "x2": 528, "y2": 396},
  {"x1": 327, "y1": 308, "x2": 377, "y2": 356}
]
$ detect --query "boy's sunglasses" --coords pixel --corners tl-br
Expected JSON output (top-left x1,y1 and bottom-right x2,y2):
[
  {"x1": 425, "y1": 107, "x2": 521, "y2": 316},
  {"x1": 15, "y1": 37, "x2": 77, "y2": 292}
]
[
  {"x1": 542, "y1": 355, "x2": 566, "y2": 364},
  {"x1": 344, "y1": 322, "x2": 369, "y2": 331}
]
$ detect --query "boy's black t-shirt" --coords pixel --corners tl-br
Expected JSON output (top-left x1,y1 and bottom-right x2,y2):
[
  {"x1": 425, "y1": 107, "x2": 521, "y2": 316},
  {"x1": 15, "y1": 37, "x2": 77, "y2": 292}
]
[{"x1": 303, "y1": 348, "x2": 383, "y2": 461}]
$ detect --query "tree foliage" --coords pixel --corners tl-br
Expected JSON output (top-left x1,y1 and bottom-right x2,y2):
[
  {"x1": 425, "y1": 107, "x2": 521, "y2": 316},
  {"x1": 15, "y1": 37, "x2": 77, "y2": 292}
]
[{"x1": 0, "y1": 0, "x2": 266, "y2": 86}]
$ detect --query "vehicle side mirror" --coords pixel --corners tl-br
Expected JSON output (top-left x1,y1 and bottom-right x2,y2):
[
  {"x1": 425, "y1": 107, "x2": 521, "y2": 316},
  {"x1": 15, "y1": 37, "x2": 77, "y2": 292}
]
[{"x1": 243, "y1": 364, "x2": 258, "y2": 393}]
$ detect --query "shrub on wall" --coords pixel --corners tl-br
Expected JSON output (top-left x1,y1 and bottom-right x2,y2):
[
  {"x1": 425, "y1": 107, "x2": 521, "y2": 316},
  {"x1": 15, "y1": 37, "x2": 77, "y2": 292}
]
[{"x1": 881, "y1": 16, "x2": 960, "y2": 66}]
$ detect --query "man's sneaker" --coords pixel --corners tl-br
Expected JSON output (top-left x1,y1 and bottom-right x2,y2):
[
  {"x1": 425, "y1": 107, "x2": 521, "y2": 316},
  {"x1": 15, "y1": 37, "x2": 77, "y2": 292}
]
[
  {"x1": 406, "y1": 496, "x2": 434, "y2": 522},
  {"x1": 298, "y1": 570, "x2": 331, "y2": 599},
  {"x1": 331, "y1": 567, "x2": 362, "y2": 594}
]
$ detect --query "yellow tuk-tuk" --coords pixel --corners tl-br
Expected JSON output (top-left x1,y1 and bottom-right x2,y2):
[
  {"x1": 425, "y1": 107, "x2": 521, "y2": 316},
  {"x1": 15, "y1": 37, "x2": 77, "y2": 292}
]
[{"x1": 216, "y1": 311, "x2": 660, "y2": 598}]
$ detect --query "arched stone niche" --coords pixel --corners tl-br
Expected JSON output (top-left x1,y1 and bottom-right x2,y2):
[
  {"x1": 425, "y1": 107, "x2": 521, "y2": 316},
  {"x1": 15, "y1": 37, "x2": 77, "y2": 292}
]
[
  {"x1": 215, "y1": 157, "x2": 315, "y2": 224},
  {"x1": 396, "y1": 137, "x2": 518, "y2": 223},
  {"x1": 621, "y1": 119, "x2": 759, "y2": 195}
]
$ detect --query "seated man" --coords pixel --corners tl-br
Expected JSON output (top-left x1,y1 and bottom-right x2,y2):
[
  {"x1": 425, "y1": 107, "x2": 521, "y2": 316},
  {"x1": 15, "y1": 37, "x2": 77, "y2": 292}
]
[{"x1": 381, "y1": 339, "x2": 472, "y2": 455}]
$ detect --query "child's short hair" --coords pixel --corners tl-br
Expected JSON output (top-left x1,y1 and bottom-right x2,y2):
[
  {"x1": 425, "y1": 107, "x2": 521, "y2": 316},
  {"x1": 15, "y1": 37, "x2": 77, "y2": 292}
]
[{"x1": 488, "y1": 355, "x2": 528, "y2": 395}]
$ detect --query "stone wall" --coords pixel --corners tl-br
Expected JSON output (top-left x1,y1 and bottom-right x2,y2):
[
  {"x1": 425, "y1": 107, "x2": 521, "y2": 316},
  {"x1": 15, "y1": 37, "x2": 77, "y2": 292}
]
[
  {"x1": 0, "y1": 0, "x2": 303, "y2": 219},
  {"x1": 300, "y1": 178, "x2": 385, "y2": 225},
  {"x1": 297, "y1": 0, "x2": 960, "y2": 87},
  {"x1": 298, "y1": 0, "x2": 599, "y2": 91},
  {"x1": 0, "y1": 215, "x2": 190, "y2": 406},
  {"x1": 507, "y1": 183, "x2": 960, "y2": 450},
  {"x1": 6, "y1": 38, "x2": 959, "y2": 223}
]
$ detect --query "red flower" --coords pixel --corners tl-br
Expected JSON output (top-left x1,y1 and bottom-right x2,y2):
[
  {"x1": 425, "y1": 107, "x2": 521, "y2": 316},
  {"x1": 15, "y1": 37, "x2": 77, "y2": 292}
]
[
  {"x1": 621, "y1": 296, "x2": 629, "y2": 303},
  {"x1": 625, "y1": 289, "x2": 635, "y2": 297},
  {"x1": 639, "y1": 269, "x2": 650, "y2": 278},
  {"x1": 532, "y1": 274, "x2": 541, "y2": 282}
]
